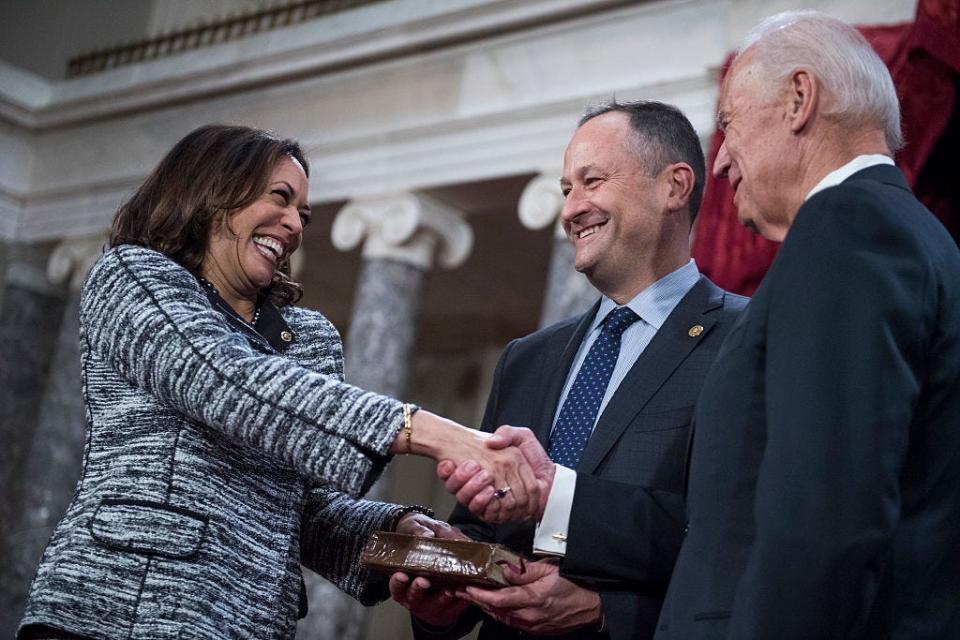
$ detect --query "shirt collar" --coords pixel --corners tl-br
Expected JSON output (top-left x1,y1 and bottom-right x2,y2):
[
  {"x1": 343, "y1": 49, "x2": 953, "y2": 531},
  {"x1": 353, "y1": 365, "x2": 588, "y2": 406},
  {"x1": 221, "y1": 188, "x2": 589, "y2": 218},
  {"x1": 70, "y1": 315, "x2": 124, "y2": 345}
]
[
  {"x1": 805, "y1": 154, "x2": 894, "y2": 201},
  {"x1": 592, "y1": 258, "x2": 700, "y2": 332}
]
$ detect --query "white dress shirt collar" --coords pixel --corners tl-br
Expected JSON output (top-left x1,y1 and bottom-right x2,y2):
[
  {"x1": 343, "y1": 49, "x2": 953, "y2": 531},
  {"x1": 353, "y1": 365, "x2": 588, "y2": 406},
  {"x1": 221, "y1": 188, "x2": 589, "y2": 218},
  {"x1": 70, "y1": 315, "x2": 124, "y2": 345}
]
[{"x1": 805, "y1": 154, "x2": 894, "y2": 201}]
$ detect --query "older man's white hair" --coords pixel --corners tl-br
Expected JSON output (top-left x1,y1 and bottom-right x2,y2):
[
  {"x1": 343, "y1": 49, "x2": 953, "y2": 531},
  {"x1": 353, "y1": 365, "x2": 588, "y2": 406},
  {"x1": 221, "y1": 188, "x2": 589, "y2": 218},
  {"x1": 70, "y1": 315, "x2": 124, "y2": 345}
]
[{"x1": 737, "y1": 10, "x2": 903, "y2": 152}]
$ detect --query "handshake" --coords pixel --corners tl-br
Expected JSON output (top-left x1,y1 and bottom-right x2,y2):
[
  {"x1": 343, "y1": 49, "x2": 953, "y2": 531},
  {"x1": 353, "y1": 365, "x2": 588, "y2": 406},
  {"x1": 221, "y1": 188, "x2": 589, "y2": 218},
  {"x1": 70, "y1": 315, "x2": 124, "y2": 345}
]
[
  {"x1": 385, "y1": 426, "x2": 603, "y2": 635},
  {"x1": 433, "y1": 425, "x2": 557, "y2": 525}
]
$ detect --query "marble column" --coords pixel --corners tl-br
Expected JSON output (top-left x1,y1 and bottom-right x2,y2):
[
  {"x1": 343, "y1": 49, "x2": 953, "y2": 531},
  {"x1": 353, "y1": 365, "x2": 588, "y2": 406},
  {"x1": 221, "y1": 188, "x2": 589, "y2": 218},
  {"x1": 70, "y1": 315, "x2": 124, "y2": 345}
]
[
  {"x1": 1, "y1": 237, "x2": 105, "y2": 634},
  {"x1": 519, "y1": 173, "x2": 598, "y2": 328},
  {"x1": 296, "y1": 192, "x2": 472, "y2": 640},
  {"x1": 0, "y1": 241, "x2": 70, "y2": 637}
]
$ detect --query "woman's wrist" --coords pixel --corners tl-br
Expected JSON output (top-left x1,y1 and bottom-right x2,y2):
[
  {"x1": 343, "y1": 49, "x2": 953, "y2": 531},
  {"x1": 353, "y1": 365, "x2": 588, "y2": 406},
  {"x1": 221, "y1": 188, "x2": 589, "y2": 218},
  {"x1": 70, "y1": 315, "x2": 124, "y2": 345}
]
[
  {"x1": 388, "y1": 403, "x2": 420, "y2": 455},
  {"x1": 385, "y1": 504, "x2": 435, "y2": 532},
  {"x1": 402, "y1": 403, "x2": 414, "y2": 454},
  {"x1": 388, "y1": 407, "x2": 478, "y2": 462},
  {"x1": 408, "y1": 410, "x2": 460, "y2": 460}
]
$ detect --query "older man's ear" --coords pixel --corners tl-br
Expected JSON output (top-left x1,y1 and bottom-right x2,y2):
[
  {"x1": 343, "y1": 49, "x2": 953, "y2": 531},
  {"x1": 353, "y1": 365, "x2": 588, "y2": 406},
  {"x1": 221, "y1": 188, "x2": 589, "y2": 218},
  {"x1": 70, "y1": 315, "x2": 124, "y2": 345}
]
[{"x1": 787, "y1": 68, "x2": 819, "y2": 134}]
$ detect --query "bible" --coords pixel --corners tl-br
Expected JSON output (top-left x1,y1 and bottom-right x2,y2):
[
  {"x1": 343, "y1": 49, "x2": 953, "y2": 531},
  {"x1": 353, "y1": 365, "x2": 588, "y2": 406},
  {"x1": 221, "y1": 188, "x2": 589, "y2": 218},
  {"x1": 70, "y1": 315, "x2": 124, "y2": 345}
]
[{"x1": 361, "y1": 531, "x2": 525, "y2": 587}]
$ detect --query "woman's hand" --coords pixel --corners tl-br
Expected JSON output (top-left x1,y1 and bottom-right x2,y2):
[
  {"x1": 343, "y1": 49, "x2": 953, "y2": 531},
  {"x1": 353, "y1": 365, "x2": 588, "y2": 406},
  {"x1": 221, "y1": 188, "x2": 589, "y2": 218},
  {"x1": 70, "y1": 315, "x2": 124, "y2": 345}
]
[
  {"x1": 439, "y1": 425, "x2": 556, "y2": 523},
  {"x1": 394, "y1": 513, "x2": 469, "y2": 540},
  {"x1": 442, "y1": 430, "x2": 542, "y2": 523},
  {"x1": 393, "y1": 411, "x2": 543, "y2": 522}
]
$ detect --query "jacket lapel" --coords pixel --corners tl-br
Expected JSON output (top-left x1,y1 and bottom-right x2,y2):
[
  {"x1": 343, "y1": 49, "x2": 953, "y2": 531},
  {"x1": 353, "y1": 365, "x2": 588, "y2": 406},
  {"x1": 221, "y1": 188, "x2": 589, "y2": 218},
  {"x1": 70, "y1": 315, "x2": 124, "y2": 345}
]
[
  {"x1": 577, "y1": 277, "x2": 724, "y2": 473},
  {"x1": 532, "y1": 301, "x2": 601, "y2": 447}
]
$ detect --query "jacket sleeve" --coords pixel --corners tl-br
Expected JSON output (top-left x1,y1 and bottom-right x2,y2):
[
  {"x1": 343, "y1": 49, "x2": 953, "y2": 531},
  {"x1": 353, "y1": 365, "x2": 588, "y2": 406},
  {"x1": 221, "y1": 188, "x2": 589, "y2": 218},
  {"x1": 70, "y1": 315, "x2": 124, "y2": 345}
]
[
  {"x1": 79, "y1": 245, "x2": 402, "y2": 496},
  {"x1": 299, "y1": 483, "x2": 399, "y2": 605},
  {"x1": 561, "y1": 474, "x2": 685, "y2": 589},
  {"x1": 726, "y1": 186, "x2": 927, "y2": 638}
]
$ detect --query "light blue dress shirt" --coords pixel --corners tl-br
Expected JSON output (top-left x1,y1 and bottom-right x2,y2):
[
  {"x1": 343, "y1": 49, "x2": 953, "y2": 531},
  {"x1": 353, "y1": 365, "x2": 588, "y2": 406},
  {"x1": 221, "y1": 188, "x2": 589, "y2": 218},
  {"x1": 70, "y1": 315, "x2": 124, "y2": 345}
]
[
  {"x1": 551, "y1": 258, "x2": 701, "y2": 434},
  {"x1": 534, "y1": 258, "x2": 701, "y2": 556}
]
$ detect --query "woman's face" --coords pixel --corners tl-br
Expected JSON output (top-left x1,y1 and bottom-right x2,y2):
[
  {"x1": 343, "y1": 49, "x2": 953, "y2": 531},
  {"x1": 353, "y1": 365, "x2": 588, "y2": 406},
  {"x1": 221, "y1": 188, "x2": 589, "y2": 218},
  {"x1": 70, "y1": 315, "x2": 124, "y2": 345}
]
[{"x1": 201, "y1": 156, "x2": 310, "y2": 299}]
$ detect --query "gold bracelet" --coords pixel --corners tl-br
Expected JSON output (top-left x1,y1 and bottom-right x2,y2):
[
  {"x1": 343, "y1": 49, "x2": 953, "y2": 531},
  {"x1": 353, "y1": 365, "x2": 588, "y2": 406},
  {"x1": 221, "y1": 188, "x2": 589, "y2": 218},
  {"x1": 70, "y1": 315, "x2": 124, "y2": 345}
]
[{"x1": 402, "y1": 403, "x2": 413, "y2": 454}]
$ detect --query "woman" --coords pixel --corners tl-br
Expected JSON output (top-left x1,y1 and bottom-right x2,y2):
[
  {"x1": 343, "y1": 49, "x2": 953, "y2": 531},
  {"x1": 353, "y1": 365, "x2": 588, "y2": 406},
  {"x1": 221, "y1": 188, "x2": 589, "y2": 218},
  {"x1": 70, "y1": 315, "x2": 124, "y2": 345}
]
[{"x1": 18, "y1": 124, "x2": 538, "y2": 639}]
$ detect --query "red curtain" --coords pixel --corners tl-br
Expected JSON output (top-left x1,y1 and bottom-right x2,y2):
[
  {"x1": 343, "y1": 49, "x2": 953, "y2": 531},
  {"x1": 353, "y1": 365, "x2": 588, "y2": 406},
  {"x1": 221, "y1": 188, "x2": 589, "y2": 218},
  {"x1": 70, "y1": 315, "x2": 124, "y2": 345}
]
[{"x1": 691, "y1": 0, "x2": 960, "y2": 296}]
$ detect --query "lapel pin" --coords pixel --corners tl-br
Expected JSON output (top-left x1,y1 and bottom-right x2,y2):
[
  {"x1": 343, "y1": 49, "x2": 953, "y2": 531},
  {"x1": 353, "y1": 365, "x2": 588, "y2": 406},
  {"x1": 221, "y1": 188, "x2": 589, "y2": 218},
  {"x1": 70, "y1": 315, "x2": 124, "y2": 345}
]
[{"x1": 688, "y1": 324, "x2": 704, "y2": 338}]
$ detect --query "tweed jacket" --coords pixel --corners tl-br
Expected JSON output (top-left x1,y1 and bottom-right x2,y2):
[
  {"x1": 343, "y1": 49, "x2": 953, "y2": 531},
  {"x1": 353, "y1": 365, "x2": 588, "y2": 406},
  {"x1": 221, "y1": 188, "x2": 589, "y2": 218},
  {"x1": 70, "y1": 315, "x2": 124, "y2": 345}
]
[{"x1": 20, "y1": 245, "x2": 403, "y2": 639}]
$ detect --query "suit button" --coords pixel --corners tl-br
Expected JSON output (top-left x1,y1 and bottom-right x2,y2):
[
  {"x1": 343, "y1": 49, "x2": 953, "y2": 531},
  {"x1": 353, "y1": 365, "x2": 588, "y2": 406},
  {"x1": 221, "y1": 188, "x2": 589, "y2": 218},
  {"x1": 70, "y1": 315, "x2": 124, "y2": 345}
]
[{"x1": 684, "y1": 521, "x2": 690, "y2": 534}]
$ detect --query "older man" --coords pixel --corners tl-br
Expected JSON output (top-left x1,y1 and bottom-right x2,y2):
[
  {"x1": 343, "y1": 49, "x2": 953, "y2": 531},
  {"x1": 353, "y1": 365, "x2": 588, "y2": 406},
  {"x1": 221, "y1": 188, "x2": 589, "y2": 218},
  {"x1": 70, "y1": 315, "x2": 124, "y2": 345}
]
[
  {"x1": 391, "y1": 101, "x2": 747, "y2": 640},
  {"x1": 652, "y1": 11, "x2": 960, "y2": 640}
]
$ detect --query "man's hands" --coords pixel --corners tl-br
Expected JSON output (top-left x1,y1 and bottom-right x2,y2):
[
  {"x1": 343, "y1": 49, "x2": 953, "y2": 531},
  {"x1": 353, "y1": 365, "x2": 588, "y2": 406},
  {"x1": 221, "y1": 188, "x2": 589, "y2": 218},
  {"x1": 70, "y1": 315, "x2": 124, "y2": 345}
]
[
  {"x1": 388, "y1": 518, "x2": 472, "y2": 628},
  {"x1": 389, "y1": 511, "x2": 600, "y2": 637},
  {"x1": 456, "y1": 559, "x2": 602, "y2": 635},
  {"x1": 407, "y1": 412, "x2": 545, "y2": 522},
  {"x1": 439, "y1": 425, "x2": 556, "y2": 523},
  {"x1": 389, "y1": 573, "x2": 471, "y2": 629}
]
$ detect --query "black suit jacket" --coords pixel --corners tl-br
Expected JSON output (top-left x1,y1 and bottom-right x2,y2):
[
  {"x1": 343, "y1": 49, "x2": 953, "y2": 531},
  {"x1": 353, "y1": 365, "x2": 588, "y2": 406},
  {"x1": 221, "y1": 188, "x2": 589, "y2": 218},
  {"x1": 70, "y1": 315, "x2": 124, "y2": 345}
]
[
  {"x1": 655, "y1": 165, "x2": 960, "y2": 639},
  {"x1": 414, "y1": 276, "x2": 747, "y2": 640}
]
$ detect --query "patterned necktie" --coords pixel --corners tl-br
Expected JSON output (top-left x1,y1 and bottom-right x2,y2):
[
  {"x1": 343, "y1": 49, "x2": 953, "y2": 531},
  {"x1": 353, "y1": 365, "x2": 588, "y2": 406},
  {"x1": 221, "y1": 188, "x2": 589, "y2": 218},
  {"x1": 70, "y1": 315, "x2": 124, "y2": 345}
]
[{"x1": 548, "y1": 306, "x2": 640, "y2": 468}]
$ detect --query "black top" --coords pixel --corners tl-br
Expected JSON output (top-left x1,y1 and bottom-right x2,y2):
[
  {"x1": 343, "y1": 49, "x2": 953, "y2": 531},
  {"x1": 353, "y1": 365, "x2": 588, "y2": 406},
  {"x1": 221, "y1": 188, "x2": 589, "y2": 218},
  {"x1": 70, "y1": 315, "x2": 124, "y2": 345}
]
[{"x1": 196, "y1": 276, "x2": 295, "y2": 353}]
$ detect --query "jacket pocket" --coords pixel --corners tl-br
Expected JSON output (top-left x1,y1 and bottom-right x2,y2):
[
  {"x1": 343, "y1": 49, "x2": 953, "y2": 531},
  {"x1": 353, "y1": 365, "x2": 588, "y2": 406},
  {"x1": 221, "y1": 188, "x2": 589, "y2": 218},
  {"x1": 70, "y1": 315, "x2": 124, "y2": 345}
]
[
  {"x1": 89, "y1": 498, "x2": 208, "y2": 559},
  {"x1": 632, "y1": 405, "x2": 694, "y2": 433},
  {"x1": 693, "y1": 610, "x2": 731, "y2": 621}
]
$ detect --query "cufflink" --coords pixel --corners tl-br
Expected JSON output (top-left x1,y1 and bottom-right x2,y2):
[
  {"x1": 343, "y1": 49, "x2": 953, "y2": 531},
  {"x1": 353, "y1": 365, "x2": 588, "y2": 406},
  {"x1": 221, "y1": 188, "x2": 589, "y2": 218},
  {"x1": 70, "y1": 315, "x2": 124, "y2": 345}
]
[{"x1": 551, "y1": 533, "x2": 567, "y2": 542}]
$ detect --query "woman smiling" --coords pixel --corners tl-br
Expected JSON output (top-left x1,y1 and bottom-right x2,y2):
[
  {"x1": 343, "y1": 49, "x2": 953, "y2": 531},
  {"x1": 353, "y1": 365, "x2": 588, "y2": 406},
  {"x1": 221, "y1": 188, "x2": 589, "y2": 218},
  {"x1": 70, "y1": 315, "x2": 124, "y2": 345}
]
[{"x1": 18, "y1": 125, "x2": 541, "y2": 640}]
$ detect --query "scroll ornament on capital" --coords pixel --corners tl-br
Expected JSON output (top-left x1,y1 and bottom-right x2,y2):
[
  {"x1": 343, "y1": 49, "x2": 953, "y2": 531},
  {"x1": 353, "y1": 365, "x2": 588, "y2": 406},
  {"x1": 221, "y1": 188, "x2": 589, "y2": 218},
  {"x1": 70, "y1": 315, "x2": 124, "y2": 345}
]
[
  {"x1": 47, "y1": 234, "x2": 109, "y2": 291},
  {"x1": 518, "y1": 173, "x2": 565, "y2": 239}
]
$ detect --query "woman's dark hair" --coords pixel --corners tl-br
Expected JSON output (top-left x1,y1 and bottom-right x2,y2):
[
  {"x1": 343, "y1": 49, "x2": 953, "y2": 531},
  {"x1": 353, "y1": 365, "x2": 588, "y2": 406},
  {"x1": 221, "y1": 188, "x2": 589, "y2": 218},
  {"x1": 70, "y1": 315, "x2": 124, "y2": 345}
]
[{"x1": 109, "y1": 124, "x2": 310, "y2": 306}]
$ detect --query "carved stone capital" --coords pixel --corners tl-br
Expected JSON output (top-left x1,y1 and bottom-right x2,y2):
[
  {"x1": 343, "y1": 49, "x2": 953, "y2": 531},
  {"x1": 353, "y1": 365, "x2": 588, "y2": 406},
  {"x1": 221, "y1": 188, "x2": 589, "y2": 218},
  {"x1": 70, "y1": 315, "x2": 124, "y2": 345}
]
[
  {"x1": 331, "y1": 192, "x2": 473, "y2": 270},
  {"x1": 518, "y1": 173, "x2": 565, "y2": 235},
  {"x1": 47, "y1": 234, "x2": 108, "y2": 291},
  {"x1": 289, "y1": 245, "x2": 306, "y2": 280}
]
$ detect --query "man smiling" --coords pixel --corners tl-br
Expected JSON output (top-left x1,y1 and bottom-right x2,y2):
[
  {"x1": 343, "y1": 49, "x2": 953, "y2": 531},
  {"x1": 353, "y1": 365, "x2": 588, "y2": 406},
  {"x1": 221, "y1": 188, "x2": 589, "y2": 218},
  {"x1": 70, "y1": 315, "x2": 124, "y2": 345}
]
[
  {"x1": 655, "y1": 11, "x2": 960, "y2": 639},
  {"x1": 392, "y1": 101, "x2": 747, "y2": 640}
]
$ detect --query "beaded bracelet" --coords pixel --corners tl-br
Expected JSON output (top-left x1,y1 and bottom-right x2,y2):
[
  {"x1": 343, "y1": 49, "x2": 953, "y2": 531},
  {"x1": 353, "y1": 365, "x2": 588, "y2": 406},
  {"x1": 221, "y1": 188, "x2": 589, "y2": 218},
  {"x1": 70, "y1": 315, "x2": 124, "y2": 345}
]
[{"x1": 388, "y1": 505, "x2": 436, "y2": 532}]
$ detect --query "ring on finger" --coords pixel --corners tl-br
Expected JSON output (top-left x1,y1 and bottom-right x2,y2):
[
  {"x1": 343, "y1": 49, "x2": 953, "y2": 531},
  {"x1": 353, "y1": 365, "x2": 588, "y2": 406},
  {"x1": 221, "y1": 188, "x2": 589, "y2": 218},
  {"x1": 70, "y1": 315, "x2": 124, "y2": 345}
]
[{"x1": 493, "y1": 486, "x2": 512, "y2": 499}]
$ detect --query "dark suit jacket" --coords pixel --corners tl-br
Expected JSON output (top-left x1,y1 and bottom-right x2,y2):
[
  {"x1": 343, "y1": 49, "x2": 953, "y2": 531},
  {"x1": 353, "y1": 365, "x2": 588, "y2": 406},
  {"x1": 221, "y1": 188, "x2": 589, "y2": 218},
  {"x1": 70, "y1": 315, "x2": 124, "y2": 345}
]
[
  {"x1": 655, "y1": 165, "x2": 960, "y2": 639},
  {"x1": 414, "y1": 276, "x2": 747, "y2": 640}
]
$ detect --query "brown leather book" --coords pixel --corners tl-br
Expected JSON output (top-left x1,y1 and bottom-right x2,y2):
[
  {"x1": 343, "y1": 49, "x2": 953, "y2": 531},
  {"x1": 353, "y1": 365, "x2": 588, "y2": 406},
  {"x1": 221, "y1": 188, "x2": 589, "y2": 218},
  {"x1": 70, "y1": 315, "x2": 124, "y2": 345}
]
[{"x1": 361, "y1": 531, "x2": 526, "y2": 587}]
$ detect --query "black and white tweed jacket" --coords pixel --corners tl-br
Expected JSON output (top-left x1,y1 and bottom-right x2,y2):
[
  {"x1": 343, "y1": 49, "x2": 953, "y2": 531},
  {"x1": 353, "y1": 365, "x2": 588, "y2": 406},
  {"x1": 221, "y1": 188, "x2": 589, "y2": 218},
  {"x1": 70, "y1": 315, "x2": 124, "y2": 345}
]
[{"x1": 20, "y1": 245, "x2": 403, "y2": 639}]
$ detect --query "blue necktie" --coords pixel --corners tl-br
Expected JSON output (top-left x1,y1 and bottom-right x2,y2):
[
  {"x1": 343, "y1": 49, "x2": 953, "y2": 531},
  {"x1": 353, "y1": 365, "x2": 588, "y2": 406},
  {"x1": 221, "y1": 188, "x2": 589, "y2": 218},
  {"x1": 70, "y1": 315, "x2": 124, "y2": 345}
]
[{"x1": 548, "y1": 306, "x2": 640, "y2": 468}]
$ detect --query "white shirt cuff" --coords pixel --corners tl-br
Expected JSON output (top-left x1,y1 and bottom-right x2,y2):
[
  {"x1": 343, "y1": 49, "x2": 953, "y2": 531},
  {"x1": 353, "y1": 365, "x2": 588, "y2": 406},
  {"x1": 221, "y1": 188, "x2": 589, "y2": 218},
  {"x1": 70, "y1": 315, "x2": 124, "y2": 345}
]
[{"x1": 533, "y1": 464, "x2": 576, "y2": 557}]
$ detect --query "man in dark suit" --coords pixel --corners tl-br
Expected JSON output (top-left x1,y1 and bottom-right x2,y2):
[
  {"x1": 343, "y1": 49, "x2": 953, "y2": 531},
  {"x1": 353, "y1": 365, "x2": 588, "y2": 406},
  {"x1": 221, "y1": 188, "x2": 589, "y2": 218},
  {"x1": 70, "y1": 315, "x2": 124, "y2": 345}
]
[
  {"x1": 647, "y1": 11, "x2": 960, "y2": 639},
  {"x1": 389, "y1": 100, "x2": 747, "y2": 640}
]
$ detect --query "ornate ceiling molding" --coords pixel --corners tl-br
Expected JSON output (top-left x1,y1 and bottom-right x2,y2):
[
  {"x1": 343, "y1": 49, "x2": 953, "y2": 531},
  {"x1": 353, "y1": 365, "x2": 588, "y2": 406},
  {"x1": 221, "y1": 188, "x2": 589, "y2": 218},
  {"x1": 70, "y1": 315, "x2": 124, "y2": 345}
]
[{"x1": 66, "y1": 0, "x2": 389, "y2": 78}]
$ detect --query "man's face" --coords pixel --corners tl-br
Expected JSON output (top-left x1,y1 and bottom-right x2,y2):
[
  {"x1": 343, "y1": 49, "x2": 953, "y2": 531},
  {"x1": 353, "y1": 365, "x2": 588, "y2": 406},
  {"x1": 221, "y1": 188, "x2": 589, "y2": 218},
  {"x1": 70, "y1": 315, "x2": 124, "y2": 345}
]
[
  {"x1": 559, "y1": 112, "x2": 670, "y2": 293},
  {"x1": 714, "y1": 53, "x2": 796, "y2": 241}
]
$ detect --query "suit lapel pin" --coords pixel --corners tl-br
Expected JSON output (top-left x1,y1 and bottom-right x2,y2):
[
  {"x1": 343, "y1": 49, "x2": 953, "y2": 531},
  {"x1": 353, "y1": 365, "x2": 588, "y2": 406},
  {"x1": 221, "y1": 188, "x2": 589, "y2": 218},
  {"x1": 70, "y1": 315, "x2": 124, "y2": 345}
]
[{"x1": 688, "y1": 324, "x2": 704, "y2": 338}]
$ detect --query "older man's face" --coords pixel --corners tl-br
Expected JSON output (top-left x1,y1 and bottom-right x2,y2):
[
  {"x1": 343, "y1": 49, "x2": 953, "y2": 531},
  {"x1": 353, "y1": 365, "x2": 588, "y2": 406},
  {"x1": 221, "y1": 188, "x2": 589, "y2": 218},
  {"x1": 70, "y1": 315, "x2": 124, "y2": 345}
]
[{"x1": 713, "y1": 53, "x2": 796, "y2": 242}]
